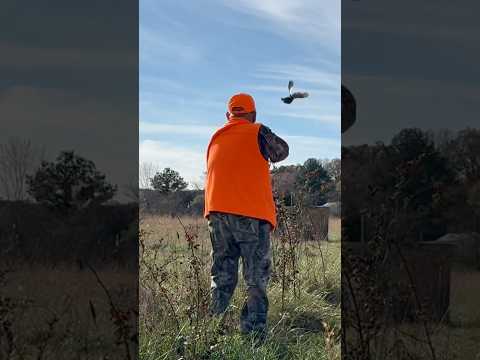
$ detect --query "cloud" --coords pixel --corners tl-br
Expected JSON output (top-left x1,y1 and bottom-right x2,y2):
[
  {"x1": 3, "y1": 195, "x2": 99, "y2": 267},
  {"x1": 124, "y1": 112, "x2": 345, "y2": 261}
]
[
  {"x1": 342, "y1": 73, "x2": 480, "y2": 146},
  {"x1": 0, "y1": 85, "x2": 138, "y2": 192},
  {"x1": 140, "y1": 27, "x2": 202, "y2": 65},
  {"x1": 250, "y1": 85, "x2": 289, "y2": 93},
  {"x1": 222, "y1": 0, "x2": 340, "y2": 47},
  {"x1": 139, "y1": 134, "x2": 340, "y2": 186},
  {"x1": 0, "y1": 42, "x2": 136, "y2": 69},
  {"x1": 251, "y1": 84, "x2": 338, "y2": 98},
  {"x1": 140, "y1": 122, "x2": 216, "y2": 136},
  {"x1": 139, "y1": 139, "x2": 206, "y2": 186},
  {"x1": 139, "y1": 0, "x2": 341, "y2": 178},
  {"x1": 254, "y1": 64, "x2": 339, "y2": 89},
  {"x1": 280, "y1": 135, "x2": 341, "y2": 163},
  {"x1": 139, "y1": 94, "x2": 226, "y2": 126},
  {"x1": 250, "y1": 63, "x2": 340, "y2": 126},
  {"x1": 343, "y1": 0, "x2": 480, "y2": 45},
  {"x1": 265, "y1": 111, "x2": 339, "y2": 125}
]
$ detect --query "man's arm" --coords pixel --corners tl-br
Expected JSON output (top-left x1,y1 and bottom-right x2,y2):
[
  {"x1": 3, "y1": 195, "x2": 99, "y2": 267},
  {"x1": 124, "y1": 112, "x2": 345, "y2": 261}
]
[{"x1": 258, "y1": 125, "x2": 289, "y2": 163}]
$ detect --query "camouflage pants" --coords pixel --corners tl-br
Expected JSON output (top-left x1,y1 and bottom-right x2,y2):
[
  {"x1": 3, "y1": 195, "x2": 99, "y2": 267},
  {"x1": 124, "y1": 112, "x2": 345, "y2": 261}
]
[{"x1": 208, "y1": 212, "x2": 272, "y2": 334}]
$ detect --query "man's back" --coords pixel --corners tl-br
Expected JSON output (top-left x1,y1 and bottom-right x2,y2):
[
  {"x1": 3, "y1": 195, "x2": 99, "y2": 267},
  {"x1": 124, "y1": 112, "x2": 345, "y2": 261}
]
[{"x1": 205, "y1": 119, "x2": 277, "y2": 227}]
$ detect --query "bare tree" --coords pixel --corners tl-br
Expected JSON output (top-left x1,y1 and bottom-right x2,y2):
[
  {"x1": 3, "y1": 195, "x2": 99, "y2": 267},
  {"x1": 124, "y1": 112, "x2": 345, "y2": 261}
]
[
  {"x1": 324, "y1": 158, "x2": 341, "y2": 183},
  {"x1": 139, "y1": 162, "x2": 159, "y2": 189},
  {"x1": 0, "y1": 138, "x2": 45, "y2": 200}
]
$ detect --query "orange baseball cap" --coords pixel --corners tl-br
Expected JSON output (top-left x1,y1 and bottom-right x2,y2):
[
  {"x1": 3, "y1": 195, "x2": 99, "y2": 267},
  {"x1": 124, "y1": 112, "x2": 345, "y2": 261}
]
[{"x1": 227, "y1": 93, "x2": 256, "y2": 114}]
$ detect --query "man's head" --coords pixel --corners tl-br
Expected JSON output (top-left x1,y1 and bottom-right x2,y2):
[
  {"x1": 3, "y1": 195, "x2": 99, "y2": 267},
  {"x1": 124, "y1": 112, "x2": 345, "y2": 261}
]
[{"x1": 226, "y1": 93, "x2": 256, "y2": 123}]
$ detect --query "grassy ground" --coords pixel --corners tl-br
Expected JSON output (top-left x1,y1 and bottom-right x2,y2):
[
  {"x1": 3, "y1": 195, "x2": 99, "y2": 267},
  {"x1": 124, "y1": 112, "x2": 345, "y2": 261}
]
[
  {"x1": 450, "y1": 269, "x2": 480, "y2": 326},
  {"x1": 1, "y1": 266, "x2": 137, "y2": 359},
  {"x1": 343, "y1": 259, "x2": 480, "y2": 359},
  {"x1": 402, "y1": 267, "x2": 480, "y2": 359},
  {"x1": 3, "y1": 214, "x2": 477, "y2": 359},
  {"x1": 139, "y1": 215, "x2": 342, "y2": 360}
]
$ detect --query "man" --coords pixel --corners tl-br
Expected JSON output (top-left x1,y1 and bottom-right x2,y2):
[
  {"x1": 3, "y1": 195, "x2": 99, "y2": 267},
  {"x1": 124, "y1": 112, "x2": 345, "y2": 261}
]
[{"x1": 204, "y1": 93, "x2": 289, "y2": 340}]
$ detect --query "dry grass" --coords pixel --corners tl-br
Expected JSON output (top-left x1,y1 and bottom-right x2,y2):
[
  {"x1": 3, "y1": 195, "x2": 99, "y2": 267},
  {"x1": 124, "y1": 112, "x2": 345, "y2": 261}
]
[
  {"x1": 4, "y1": 214, "x2": 478, "y2": 359},
  {"x1": 450, "y1": 269, "x2": 480, "y2": 326},
  {"x1": 344, "y1": 266, "x2": 480, "y2": 359},
  {"x1": 1, "y1": 266, "x2": 137, "y2": 359},
  {"x1": 393, "y1": 268, "x2": 480, "y2": 359},
  {"x1": 139, "y1": 214, "x2": 341, "y2": 360},
  {"x1": 328, "y1": 216, "x2": 341, "y2": 241}
]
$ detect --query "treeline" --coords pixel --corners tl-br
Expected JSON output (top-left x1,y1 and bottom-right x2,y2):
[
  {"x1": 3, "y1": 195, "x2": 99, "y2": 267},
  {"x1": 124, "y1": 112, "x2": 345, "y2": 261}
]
[
  {"x1": 0, "y1": 201, "x2": 137, "y2": 267},
  {"x1": 0, "y1": 145, "x2": 137, "y2": 266},
  {"x1": 272, "y1": 158, "x2": 340, "y2": 207},
  {"x1": 140, "y1": 158, "x2": 341, "y2": 216},
  {"x1": 343, "y1": 127, "x2": 480, "y2": 242},
  {"x1": 140, "y1": 189, "x2": 204, "y2": 216}
]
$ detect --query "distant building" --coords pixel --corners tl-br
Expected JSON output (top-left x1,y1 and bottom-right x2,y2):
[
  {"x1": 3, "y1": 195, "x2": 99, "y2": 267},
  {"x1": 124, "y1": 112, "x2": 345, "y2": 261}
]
[{"x1": 318, "y1": 201, "x2": 341, "y2": 217}]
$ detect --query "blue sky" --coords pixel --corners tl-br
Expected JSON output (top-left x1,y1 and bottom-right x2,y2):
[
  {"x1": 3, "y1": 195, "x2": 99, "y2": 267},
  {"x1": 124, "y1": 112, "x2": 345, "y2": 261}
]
[{"x1": 140, "y1": 0, "x2": 340, "y2": 187}]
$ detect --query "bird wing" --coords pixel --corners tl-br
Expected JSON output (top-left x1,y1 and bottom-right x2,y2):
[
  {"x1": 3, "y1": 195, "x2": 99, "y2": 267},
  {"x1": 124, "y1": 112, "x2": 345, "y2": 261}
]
[
  {"x1": 288, "y1": 80, "x2": 294, "y2": 94},
  {"x1": 291, "y1": 91, "x2": 309, "y2": 99}
]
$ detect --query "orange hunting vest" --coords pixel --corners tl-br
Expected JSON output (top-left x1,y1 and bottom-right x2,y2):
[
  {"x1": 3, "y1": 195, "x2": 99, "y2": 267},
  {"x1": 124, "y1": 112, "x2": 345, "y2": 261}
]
[{"x1": 204, "y1": 119, "x2": 276, "y2": 228}]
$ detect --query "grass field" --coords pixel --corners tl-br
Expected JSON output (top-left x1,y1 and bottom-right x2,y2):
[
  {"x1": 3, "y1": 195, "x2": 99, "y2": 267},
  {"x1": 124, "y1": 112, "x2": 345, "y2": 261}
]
[
  {"x1": 1, "y1": 266, "x2": 137, "y2": 359},
  {"x1": 139, "y1": 215, "x2": 342, "y2": 360},
  {"x1": 139, "y1": 214, "x2": 480, "y2": 360},
  {"x1": 343, "y1": 255, "x2": 480, "y2": 359},
  {"x1": 2, "y1": 214, "x2": 478, "y2": 359}
]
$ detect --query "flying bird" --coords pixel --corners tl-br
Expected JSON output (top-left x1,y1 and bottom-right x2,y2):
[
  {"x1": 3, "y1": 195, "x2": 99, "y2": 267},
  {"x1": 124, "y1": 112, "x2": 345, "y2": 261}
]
[{"x1": 281, "y1": 80, "x2": 309, "y2": 104}]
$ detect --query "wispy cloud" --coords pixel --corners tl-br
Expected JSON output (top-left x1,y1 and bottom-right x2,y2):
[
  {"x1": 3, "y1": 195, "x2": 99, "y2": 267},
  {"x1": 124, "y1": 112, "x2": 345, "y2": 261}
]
[
  {"x1": 252, "y1": 83, "x2": 338, "y2": 98},
  {"x1": 284, "y1": 135, "x2": 340, "y2": 147},
  {"x1": 139, "y1": 91, "x2": 226, "y2": 125},
  {"x1": 139, "y1": 139, "x2": 206, "y2": 186},
  {"x1": 140, "y1": 122, "x2": 216, "y2": 136},
  {"x1": 139, "y1": 0, "x2": 341, "y2": 180},
  {"x1": 222, "y1": 0, "x2": 340, "y2": 47},
  {"x1": 250, "y1": 63, "x2": 340, "y2": 126},
  {"x1": 344, "y1": 1, "x2": 479, "y2": 45},
  {"x1": 0, "y1": 86, "x2": 138, "y2": 189},
  {"x1": 281, "y1": 135, "x2": 341, "y2": 163},
  {"x1": 265, "y1": 111, "x2": 339, "y2": 124},
  {"x1": 250, "y1": 85, "x2": 288, "y2": 93},
  {"x1": 139, "y1": 135, "x2": 340, "y2": 188},
  {"x1": 140, "y1": 27, "x2": 202, "y2": 65},
  {"x1": 0, "y1": 42, "x2": 136, "y2": 69},
  {"x1": 254, "y1": 64, "x2": 339, "y2": 90}
]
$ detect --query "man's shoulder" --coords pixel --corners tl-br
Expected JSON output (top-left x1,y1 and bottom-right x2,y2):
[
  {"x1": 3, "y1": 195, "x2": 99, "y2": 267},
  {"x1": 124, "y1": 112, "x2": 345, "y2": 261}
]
[{"x1": 210, "y1": 121, "x2": 260, "y2": 142}]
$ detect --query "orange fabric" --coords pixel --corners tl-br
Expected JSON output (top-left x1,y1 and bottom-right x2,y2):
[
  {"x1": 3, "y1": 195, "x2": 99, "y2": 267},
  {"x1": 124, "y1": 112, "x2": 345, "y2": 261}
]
[
  {"x1": 227, "y1": 93, "x2": 256, "y2": 115},
  {"x1": 204, "y1": 119, "x2": 276, "y2": 228}
]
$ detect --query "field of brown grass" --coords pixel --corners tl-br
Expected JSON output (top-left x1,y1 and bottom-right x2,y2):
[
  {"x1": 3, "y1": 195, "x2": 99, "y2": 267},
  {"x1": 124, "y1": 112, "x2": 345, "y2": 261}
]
[
  {"x1": 1, "y1": 266, "x2": 137, "y2": 359},
  {"x1": 450, "y1": 269, "x2": 480, "y2": 326},
  {"x1": 2, "y1": 213, "x2": 478, "y2": 359},
  {"x1": 139, "y1": 214, "x2": 341, "y2": 360},
  {"x1": 328, "y1": 216, "x2": 341, "y2": 241},
  {"x1": 344, "y1": 260, "x2": 480, "y2": 359}
]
